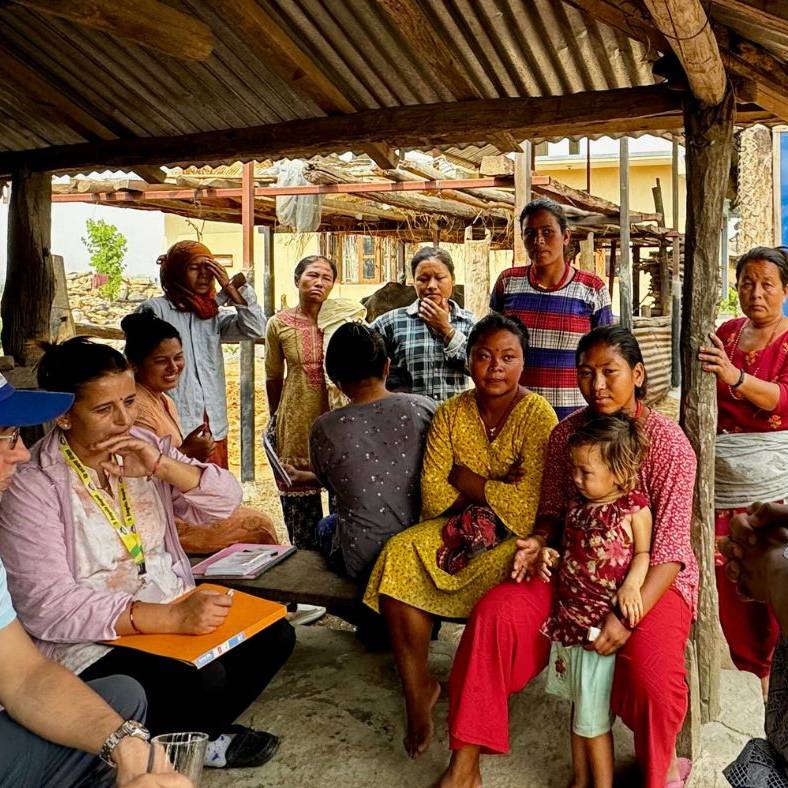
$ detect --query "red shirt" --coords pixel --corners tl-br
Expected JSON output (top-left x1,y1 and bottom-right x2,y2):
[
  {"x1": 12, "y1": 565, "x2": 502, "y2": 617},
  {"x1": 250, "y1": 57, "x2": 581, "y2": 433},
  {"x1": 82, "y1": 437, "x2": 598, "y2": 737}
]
[
  {"x1": 717, "y1": 317, "x2": 788, "y2": 434},
  {"x1": 538, "y1": 409, "x2": 698, "y2": 617}
]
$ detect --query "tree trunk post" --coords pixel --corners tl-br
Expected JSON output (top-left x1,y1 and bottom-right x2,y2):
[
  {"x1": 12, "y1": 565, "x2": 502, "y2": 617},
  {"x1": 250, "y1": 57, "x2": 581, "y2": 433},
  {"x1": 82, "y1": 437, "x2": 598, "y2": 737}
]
[
  {"x1": 2, "y1": 168, "x2": 54, "y2": 366},
  {"x1": 680, "y1": 85, "x2": 735, "y2": 727}
]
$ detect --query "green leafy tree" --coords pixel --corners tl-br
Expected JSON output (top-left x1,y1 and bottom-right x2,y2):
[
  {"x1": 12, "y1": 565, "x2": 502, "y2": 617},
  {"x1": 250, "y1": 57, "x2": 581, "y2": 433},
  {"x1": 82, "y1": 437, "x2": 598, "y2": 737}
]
[
  {"x1": 719, "y1": 287, "x2": 740, "y2": 316},
  {"x1": 81, "y1": 219, "x2": 128, "y2": 299}
]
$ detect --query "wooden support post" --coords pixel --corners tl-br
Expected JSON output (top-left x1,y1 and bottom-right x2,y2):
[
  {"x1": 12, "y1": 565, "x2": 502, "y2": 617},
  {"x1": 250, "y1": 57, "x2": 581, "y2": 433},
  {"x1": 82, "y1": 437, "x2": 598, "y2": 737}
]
[
  {"x1": 239, "y1": 161, "x2": 255, "y2": 483},
  {"x1": 632, "y1": 245, "x2": 641, "y2": 316},
  {"x1": 680, "y1": 85, "x2": 735, "y2": 728},
  {"x1": 721, "y1": 199, "x2": 730, "y2": 300},
  {"x1": 514, "y1": 141, "x2": 532, "y2": 265},
  {"x1": 619, "y1": 138, "x2": 632, "y2": 329},
  {"x1": 672, "y1": 138, "x2": 682, "y2": 387},
  {"x1": 464, "y1": 225, "x2": 492, "y2": 319},
  {"x1": 578, "y1": 232, "x2": 595, "y2": 272},
  {"x1": 608, "y1": 241, "x2": 617, "y2": 299},
  {"x1": 261, "y1": 225, "x2": 275, "y2": 318},
  {"x1": 319, "y1": 233, "x2": 328, "y2": 257},
  {"x1": 659, "y1": 242, "x2": 671, "y2": 318},
  {"x1": 1, "y1": 169, "x2": 54, "y2": 365},
  {"x1": 586, "y1": 137, "x2": 591, "y2": 194},
  {"x1": 396, "y1": 240, "x2": 406, "y2": 284}
]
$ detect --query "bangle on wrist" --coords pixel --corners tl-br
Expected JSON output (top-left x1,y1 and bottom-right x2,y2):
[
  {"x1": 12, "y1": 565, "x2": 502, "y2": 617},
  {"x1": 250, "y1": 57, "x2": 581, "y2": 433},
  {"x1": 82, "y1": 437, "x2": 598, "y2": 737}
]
[
  {"x1": 147, "y1": 451, "x2": 164, "y2": 481},
  {"x1": 730, "y1": 368, "x2": 745, "y2": 389},
  {"x1": 128, "y1": 600, "x2": 142, "y2": 634},
  {"x1": 444, "y1": 326, "x2": 456, "y2": 344}
]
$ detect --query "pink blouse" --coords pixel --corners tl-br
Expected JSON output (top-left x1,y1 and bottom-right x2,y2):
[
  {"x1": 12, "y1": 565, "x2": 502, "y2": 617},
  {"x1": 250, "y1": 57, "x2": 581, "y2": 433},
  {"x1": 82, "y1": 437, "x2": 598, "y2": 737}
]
[{"x1": 538, "y1": 409, "x2": 699, "y2": 617}]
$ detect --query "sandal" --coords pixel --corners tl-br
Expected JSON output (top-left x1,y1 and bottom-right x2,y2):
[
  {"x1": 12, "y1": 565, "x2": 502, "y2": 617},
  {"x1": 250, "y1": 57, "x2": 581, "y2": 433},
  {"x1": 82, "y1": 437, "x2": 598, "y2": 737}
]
[{"x1": 220, "y1": 726, "x2": 280, "y2": 769}]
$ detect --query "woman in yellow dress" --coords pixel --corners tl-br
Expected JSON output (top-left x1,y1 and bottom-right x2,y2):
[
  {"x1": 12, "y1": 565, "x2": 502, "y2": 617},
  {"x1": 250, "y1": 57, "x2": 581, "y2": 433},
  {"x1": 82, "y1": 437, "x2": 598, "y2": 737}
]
[{"x1": 364, "y1": 312, "x2": 557, "y2": 759}]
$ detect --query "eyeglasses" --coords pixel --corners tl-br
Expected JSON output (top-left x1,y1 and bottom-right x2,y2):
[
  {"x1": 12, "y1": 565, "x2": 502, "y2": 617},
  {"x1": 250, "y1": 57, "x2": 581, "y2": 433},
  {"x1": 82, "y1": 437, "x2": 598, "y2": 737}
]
[{"x1": 0, "y1": 428, "x2": 20, "y2": 450}]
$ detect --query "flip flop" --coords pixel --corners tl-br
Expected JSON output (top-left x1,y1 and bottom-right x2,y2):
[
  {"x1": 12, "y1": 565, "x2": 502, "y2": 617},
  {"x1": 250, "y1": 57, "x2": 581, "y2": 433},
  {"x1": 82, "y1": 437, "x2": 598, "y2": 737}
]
[{"x1": 664, "y1": 757, "x2": 692, "y2": 787}]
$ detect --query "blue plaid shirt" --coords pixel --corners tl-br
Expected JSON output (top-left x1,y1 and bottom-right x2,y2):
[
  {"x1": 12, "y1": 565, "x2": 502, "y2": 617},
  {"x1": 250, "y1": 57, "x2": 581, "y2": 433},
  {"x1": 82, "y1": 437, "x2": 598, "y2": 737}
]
[{"x1": 371, "y1": 300, "x2": 475, "y2": 401}]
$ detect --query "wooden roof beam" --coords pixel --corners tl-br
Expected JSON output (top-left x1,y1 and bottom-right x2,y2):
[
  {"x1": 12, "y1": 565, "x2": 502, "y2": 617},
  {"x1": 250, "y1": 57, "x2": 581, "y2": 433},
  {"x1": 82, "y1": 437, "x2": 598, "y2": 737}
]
[
  {"x1": 642, "y1": 0, "x2": 727, "y2": 107},
  {"x1": 0, "y1": 85, "x2": 689, "y2": 175},
  {"x1": 10, "y1": 0, "x2": 214, "y2": 61},
  {"x1": 710, "y1": 0, "x2": 788, "y2": 39},
  {"x1": 220, "y1": 0, "x2": 398, "y2": 169},
  {"x1": 562, "y1": 0, "x2": 668, "y2": 53},
  {"x1": 133, "y1": 166, "x2": 168, "y2": 184}
]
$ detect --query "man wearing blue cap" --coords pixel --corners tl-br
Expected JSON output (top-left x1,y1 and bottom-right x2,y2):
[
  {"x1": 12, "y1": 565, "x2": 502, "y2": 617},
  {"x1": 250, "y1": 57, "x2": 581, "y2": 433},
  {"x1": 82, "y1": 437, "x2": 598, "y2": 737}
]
[{"x1": 0, "y1": 373, "x2": 188, "y2": 787}]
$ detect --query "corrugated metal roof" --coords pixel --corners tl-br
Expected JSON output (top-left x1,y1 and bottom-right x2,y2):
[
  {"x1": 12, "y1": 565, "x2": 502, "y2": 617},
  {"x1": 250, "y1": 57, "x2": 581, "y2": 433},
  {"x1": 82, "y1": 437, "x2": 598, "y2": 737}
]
[
  {"x1": 0, "y1": 0, "x2": 779, "y2": 162},
  {"x1": 0, "y1": 0, "x2": 658, "y2": 156}
]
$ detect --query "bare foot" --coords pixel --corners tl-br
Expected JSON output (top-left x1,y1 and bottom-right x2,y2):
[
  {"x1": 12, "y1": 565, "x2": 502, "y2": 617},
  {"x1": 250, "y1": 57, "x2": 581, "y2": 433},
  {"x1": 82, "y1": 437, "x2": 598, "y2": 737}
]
[
  {"x1": 762, "y1": 674, "x2": 770, "y2": 702},
  {"x1": 403, "y1": 677, "x2": 440, "y2": 758},
  {"x1": 434, "y1": 747, "x2": 483, "y2": 788}
]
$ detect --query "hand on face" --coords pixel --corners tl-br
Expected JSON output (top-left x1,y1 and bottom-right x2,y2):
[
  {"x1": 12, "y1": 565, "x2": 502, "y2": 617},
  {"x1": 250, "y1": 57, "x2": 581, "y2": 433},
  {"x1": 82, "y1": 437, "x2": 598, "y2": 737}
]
[
  {"x1": 203, "y1": 259, "x2": 231, "y2": 289},
  {"x1": 417, "y1": 297, "x2": 451, "y2": 336},
  {"x1": 92, "y1": 434, "x2": 163, "y2": 479}
]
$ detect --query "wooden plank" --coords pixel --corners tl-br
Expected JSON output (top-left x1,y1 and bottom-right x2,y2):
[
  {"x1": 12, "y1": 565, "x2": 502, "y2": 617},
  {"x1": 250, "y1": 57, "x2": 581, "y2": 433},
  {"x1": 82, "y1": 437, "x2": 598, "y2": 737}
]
[
  {"x1": 463, "y1": 224, "x2": 492, "y2": 319},
  {"x1": 0, "y1": 85, "x2": 688, "y2": 175},
  {"x1": 642, "y1": 0, "x2": 726, "y2": 107},
  {"x1": 680, "y1": 86, "x2": 736, "y2": 725},
  {"x1": 11, "y1": 0, "x2": 214, "y2": 60},
  {"x1": 480, "y1": 156, "x2": 514, "y2": 176},
  {"x1": 1, "y1": 169, "x2": 54, "y2": 365},
  {"x1": 133, "y1": 165, "x2": 167, "y2": 184}
]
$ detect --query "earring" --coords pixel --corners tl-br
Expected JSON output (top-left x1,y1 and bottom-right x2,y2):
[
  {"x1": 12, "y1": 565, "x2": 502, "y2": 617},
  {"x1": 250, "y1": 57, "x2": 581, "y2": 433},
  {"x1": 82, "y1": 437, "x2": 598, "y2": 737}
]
[{"x1": 57, "y1": 419, "x2": 71, "y2": 430}]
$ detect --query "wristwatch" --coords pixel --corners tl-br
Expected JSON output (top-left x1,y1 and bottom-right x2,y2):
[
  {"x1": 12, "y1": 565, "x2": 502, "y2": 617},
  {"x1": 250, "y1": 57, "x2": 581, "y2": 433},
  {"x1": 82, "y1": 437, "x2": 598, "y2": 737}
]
[{"x1": 99, "y1": 720, "x2": 151, "y2": 767}]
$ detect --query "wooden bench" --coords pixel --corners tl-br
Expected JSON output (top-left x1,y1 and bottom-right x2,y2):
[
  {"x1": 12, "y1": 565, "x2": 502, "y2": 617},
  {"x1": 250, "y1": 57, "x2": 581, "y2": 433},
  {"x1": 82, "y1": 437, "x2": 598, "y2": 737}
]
[{"x1": 194, "y1": 549, "x2": 360, "y2": 620}]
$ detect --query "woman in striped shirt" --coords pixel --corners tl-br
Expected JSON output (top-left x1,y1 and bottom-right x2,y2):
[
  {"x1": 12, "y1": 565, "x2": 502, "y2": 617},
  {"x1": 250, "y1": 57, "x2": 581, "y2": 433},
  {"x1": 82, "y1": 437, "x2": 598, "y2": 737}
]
[{"x1": 490, "y1": 198, "x2": 613, "y2": 420}]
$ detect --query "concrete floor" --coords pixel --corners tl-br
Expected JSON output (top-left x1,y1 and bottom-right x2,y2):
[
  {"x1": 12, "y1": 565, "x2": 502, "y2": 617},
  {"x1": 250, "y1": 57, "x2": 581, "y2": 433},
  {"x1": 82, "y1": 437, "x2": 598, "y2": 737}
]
[{"x1": 202, "y1": 626, "x2": 765, "y2": 788}]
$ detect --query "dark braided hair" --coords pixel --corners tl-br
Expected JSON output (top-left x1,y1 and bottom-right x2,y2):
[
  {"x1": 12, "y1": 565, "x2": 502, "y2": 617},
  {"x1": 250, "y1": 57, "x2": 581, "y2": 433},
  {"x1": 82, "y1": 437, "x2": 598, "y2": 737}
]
[{"x1": 325, "y1": 322, "x2": 388, "y2": 385}]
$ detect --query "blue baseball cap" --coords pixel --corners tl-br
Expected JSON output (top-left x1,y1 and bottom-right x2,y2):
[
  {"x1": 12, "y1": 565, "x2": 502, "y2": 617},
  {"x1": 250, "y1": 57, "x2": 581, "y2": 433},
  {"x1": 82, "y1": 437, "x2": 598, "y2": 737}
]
[{"x1": 0, "y1": 372, "x2": 73, "y2": 427}]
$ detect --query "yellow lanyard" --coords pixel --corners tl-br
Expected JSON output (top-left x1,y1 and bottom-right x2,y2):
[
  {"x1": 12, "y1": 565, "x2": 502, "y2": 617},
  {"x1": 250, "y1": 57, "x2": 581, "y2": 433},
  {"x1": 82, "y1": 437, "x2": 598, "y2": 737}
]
[{"x1": 58, "y1": 433, "x2": 146, "y2": 574}]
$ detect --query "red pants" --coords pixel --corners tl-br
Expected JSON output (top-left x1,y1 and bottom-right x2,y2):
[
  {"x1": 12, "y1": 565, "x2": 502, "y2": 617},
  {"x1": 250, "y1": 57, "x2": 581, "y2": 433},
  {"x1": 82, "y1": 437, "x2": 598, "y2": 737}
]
[
  {"x1": 448, "y1": 579, "x2": 691, "y2": 788},
  {"x1": 715, "y1": 509, "x2": 779, "y2": 677}
]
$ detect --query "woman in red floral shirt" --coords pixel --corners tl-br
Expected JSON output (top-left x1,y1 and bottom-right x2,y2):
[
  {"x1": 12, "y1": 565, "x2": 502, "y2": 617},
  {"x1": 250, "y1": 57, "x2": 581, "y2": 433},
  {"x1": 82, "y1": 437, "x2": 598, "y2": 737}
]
[
  {"x1": 438, "y1": 326, "x2": 698, "y2": 788},
  {"x1": 699, "y1": 246, "x2": 788, "y2": 694}
]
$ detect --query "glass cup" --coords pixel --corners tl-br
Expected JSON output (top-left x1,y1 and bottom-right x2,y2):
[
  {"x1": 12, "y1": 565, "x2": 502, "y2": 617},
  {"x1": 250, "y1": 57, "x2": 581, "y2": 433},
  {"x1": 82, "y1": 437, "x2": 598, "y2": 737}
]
[{"x1": 149, "y1": 731, "x2": 209, "y2": 785}]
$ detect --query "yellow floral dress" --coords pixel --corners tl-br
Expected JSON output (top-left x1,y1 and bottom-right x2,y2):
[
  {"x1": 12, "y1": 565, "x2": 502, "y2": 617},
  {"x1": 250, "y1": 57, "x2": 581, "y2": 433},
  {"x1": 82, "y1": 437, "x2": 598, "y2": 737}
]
[{"x1": 364, "y1": 389, "x2": 557, "y2": 618}]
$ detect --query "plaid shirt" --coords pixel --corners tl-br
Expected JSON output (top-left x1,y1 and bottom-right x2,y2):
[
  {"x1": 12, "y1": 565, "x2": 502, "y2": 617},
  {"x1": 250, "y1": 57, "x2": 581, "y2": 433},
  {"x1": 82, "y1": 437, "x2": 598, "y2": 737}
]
[{"x1": 371, "y1": 300, "x2": 476, "y2": 401}]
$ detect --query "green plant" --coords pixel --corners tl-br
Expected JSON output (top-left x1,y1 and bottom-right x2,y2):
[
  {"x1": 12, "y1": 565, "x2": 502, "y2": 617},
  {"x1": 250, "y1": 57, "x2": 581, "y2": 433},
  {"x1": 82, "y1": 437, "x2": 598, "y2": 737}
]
[
  {"x1": 719, "y1": 287, "x2": 740, "y2": 316},
  {"x1": 81, "y1": 219, "x2": 128, "y2": 299}
]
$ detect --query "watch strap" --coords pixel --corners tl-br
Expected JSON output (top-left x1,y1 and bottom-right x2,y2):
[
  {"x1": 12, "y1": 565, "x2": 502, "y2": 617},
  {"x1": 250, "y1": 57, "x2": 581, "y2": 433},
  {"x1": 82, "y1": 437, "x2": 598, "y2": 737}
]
[{"x1": 99, "y1": 720, "x2": 150, "y2": 767}]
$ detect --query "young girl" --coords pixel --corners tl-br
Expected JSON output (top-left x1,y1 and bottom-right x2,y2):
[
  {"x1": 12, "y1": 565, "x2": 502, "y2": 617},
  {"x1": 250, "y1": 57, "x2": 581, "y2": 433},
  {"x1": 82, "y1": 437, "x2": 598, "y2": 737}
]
[{"x1": 526, "y1": 412, "x2": 652, "y2": 788}]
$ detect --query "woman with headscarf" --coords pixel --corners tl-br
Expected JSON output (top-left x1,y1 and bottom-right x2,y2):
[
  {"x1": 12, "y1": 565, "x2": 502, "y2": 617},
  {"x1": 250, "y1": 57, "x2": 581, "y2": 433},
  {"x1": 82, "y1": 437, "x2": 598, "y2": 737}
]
[{"x1": 138, "y1": 241, "x2": 266, "y2": 469}]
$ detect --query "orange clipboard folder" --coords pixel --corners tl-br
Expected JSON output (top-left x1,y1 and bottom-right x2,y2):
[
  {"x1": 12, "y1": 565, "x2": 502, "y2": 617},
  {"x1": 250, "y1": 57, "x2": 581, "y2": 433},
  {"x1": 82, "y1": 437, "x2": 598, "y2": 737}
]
[{"x1": 105, "y1": 584, "x2": 286, "y2": 669}]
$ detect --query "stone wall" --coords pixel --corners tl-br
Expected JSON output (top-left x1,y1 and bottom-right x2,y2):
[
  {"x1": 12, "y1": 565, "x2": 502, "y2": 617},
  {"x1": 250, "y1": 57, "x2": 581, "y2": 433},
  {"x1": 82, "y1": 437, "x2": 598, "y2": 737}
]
[{"x1": 66, "y1": 272, "x2": 160, "y2": 327}]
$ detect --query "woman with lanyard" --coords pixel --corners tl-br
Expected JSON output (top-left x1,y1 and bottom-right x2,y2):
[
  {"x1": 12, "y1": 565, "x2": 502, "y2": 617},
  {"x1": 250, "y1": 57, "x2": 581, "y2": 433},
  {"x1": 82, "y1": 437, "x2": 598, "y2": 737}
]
[
  {"x1": 0, "y1": 338, "x2": 295, "y2": 771},
  {"x1": 699, "y1": 245, "x2": 788, "y2": 696},
  {"x1": 490, "y1": 198, "x2": 613, "y2": 420},
  {"x1": 139, "y1": 240, "x2": 266, "y2": 469}
]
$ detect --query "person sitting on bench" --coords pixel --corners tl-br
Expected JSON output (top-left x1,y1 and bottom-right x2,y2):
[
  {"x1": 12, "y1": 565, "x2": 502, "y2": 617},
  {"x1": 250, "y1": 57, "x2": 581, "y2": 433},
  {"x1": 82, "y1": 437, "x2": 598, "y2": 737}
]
[{"x1": 281, "y1": 323, "x2": 436, "y2": 644}]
